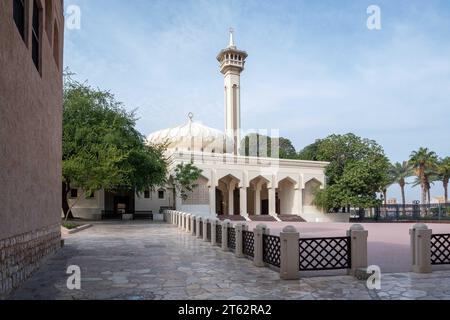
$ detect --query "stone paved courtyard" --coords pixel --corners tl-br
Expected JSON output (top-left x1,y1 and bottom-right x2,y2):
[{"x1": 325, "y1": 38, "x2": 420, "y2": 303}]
[{"x1": 8, "y1": 222, "x2": 450, "y2": 300}]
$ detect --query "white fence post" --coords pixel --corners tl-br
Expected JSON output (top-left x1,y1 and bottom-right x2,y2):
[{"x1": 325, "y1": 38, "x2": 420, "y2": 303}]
[
  {"x1": 347, "y1": 224, "x2": 368, "y2": 276},
  {"x1": 186, "y1": 214, "x2": 191, "y2": 233},
  {"x1": 254, "y1": 224, "x2": 269, "y2": 267},
  {"x1": 211, "y1": 219, "x2": 218, "y2": 246},
  {"x1": 196, "y1": 217, "x2": 202, "y2": 239},
  {"x1": 235, "y1": 223, "x2": 244, "y2": 258},
  {"x1": 410, "y1": 223, "x2": 432, "y2": 273},
  {"x1": 203, "y1": 219, "x2": 209, "y2": 242},
  {"x1": 347, "y1": 224, "x2": 369, "y2": 276},
  {"x1": 222, "y1": 220, "x2": 230, "y2": 251},
  {"x1": 280, "y1": 226, "x2": 300, "y2": 280},
  {"x1": 191, "y1": 216, "x2": 196, "y2": 236}
]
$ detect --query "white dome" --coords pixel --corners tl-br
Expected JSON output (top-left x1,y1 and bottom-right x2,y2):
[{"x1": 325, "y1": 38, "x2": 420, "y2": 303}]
[{"x1": 147, "y1": 115, "x2": 232, "y2": 154}]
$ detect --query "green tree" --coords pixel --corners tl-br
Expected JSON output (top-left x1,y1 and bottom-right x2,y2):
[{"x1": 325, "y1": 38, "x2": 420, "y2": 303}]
[
  {"x1": 241, "y1": 134, "x2": 298, "y2": 159},
  {"x1": 297, "y1": 140, "x2": 320, "y2": 161},
  {"x1": 172, "y1": 162, "x2": 203, "y2": 202},
  {"x1": 62, "y1": 74, "x2": 167, "y2": 219},
  {"x1": 389, "y1": 162, "x2": 413, "y2": 213},
  {"x1": 436, "y1": 157, "x2": 450, "y2": 203},
  {"x1": 300, "y1": 133, "x2": 390, "y2": 212},
  {"x1": 409, "y1": 148, "x2": 438, "y2": 208}
]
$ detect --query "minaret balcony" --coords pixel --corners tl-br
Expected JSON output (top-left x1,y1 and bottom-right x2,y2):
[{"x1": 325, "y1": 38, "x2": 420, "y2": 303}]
[{"x1": 220, "y1": 59, "x2": 245, "y2": 70}]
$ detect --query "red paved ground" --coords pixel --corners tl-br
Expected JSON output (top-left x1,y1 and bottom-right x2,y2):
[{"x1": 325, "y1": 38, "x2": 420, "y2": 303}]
[{"x1": 246, "y1": 222, "x2": 450, "y2": 273}]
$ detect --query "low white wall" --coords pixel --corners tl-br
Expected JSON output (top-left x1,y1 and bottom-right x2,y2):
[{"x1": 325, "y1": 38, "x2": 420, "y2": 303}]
[
  {"x1": 153, "y1": 213, "x2": 165, "y2": 221},
  {"x1": 71, "y1": 208, "x2": 102, "y2": 221},
  {"x1": 179, "y1": 204, "x2": 210, "y2": 215},
  {"x1": 302, "y1": 206, "x2": 350, "y2": 223}
]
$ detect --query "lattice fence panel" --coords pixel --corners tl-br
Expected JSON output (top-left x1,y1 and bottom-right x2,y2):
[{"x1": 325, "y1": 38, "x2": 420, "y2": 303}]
[
  {"x1": 207, "y1": 223, "x2": 211, "y2": 240},
  {"x1": 299, "y1": 237, "x2": 351, "y2": 271},
  {"x1": 431, "y1": 234, "x2": 450, "y2": 265},
  {"x1": 227, "y1": 227, "x2": 236, "y2": 250},
  {"x1": 216, "y1": 224, "x2": 222, "y2": 245},
  {"x1": 263, "y1": 235, "x2": 281, "y2": 267},
  {"x1": 242, "y1": 231, "x2": 255, "y2": 258}
]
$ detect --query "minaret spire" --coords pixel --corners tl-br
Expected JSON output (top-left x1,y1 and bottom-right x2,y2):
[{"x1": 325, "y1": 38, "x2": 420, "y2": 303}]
[{"x1": 228, "y1": 27, "x2": 236, "y2": 48}]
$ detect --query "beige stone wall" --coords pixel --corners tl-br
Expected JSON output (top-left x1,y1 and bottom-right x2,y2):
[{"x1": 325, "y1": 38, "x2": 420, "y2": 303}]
[
  {"x1": 0, "y1": 224, "x2": 61, "y2": 297},
  {"x1": 0, "y1": 0, "x2": 64, "y2": 296},
  {"x1": 135, "y1": 188, "x2": 173, "y2": 213}
]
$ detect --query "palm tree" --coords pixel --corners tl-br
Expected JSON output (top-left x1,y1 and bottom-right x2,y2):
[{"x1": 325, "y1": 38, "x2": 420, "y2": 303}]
[
  {"x1": 436, "y1": 157, "x2": 450, "y2": 203},
  {"x1": 389, "y1": 162, "x2": 412, "y2": 214},
  {"x1": 411, "y1": 172, "x2": 437, "y2": 204},
  {"x1": 409, "y1": 148, "x2": 438, "y2": 213}
]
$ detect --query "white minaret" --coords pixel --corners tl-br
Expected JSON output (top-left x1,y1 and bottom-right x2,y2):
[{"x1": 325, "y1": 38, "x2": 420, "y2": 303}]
[{"x1": 217, "y1": 28, "x2": 248, "y2": 155}]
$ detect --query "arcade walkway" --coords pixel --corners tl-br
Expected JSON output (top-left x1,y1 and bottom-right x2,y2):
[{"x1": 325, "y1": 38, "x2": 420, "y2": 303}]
[{"x1": 8, "y1": 222, "x2": 450, "y2": 300}]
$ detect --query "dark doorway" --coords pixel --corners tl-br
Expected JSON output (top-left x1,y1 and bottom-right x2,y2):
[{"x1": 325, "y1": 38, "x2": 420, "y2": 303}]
[
  {"x1": 276, "y1": 193, "x2": 281, "y2": 215},
  {"x1": 103, "y1": 189, "x2": 135, "y2": 220},
  {"x1": 261, "y1": 200, "x2": 269, "y2": 215},
  {"x1": 216, "y1": 188, "x2": 224, "y2": 215},
  {"x1": 114, "y1": 196, "x2": 129, "y2": 215},
  {"x1": 233, "y1": 189, "x2": 240, "y2": 215}
]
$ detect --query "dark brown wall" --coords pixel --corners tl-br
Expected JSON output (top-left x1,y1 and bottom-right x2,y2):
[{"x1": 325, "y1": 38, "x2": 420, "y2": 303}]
[{"x1": 0, "y1": 0, "x2": 64, "y2": 239}]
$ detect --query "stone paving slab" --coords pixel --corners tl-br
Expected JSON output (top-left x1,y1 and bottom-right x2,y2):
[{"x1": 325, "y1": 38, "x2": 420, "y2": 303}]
[{"x1": 6, "y1": 222, "x2": 450, "y2": 300}]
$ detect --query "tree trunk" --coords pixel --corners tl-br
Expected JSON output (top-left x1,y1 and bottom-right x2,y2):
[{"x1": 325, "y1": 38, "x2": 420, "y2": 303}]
[
  {"x1": 444, "y1": 178, "x2": 448, "y2": 204},
  {"x1": 62, "y1": 181, "x2": 74, "y2": 220},
  {"x1": 421, "y1": 185, "x2": 427, "y2": 215},
  {"x1": 400, "y1": 184, "x2": 406, "y2": 215},
  {"x1": 383, "y1": 190, "x2": 387, "y2": 206},
  {"x1": 173, "y1": 188, "x2": 177, "y2": 210}
]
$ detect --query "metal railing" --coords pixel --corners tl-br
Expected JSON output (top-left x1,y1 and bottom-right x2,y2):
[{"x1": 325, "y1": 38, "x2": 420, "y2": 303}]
[
  {"x1": 299, "y1": 236, "x2": 351, "y2": 271},
  {"x1": 357, "y1": 203, "x2": 450, "y2": 222}
]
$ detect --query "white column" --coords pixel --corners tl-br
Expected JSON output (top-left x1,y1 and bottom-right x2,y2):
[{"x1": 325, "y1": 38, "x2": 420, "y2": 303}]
[
  {"x1": 240, "y1": 187, "x2": 247, "y2": 217},
  {"x1": 209, "y1": 186, "x2": 216, "y2": 216},
  {"x1": 297, "y1": 187, "x2": 303, "y2": 216},
  {"x1": 228, "y1": 183, "x2": 235, "y2": 216},
  {"x1": 268, "y1": 188, "x2": 276, "y2": 215},
  {"x1": 255, "y1": 186, "x2": 261, "y2": 216}
]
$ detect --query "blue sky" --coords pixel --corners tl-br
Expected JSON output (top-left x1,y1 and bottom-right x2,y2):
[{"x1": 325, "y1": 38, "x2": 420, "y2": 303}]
[{"x1": 64, "y1": 0, "x2": 450, "y2": 203}]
